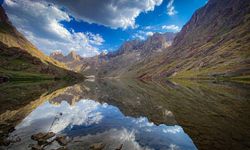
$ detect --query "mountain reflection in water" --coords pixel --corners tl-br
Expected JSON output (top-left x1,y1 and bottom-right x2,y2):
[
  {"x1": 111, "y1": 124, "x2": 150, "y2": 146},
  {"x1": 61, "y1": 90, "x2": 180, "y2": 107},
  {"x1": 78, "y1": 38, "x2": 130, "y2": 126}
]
[
  {"x1": 0, "y1": 79, "x2": 250, "y2": 150},
  {"x1": 11, "y1": 99, "x2": 196, "y2": 150}
]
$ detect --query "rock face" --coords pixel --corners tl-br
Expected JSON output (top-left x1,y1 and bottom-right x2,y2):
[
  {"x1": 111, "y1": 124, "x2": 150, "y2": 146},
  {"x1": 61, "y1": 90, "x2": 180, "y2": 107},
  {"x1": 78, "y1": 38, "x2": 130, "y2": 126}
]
[
  {"x1": 106, "y1": 32, "x2": 175, "y2": 58},
  {"x1": 0, "y1": 6, "x2": 83, "y2": 81},
  {"x1": 65, "y1": 51, "x2": 81, "y2": 62},
  {"x1": 49, "y1": 32, "x2": 175, "y2": 76},
  {"x1": 50, "y1": 51, "x2": 65, "y2": 62},
  {"x1": 50, "y1": 51, "x2": 90, "y2": 73},
  {"x1": 51, "y1": 0, "x2": 249, "y2": 79},
  {"x1": 50, "y1": 51, "x2": 82, "y2": 63},
  {"x1": 97, "y1": 32, "x2": 176, "y2": 77},
  {"x1": 136, "y1": 0, "x2": 250, "y2": 79},
  {"x1": 81, "y1": 0, "x2": 249, "y2": 79}
]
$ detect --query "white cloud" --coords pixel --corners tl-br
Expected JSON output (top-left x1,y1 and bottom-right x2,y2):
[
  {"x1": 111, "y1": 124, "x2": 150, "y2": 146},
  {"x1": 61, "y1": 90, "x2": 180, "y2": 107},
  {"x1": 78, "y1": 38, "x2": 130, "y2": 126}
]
[
  {"x1": 87, "y1": 32, "x2": 104, "y2": 46},
  {"x1": 132, "y1": 30, "x2": 155, "y2": 40},
  {"x1": 17, "y1": 100, "x2": 104, "y2": 133},
  {"x1": 145, "y1": 26, "x2": 153, "y2": 30},
  {"x1": 162, "y1": 25, "x2": 180, "y2": 32},
  {"x1": 168, "y1": 144, "x2": 179, "y2": 150},
  {"x1": 13, "y1": 98, "x2": 197, "y2": 150},
  {"x1": 133, "y1": 33, "x2": 146, "y2": 40},
  {"x1": 162, "y1": 125, "x2": 182, "y2": 134},
  {"x1": 45, "y1": 0, "x2": 163, "y2": 29},
  {"x1": 167, "y1": 0, "x2": 178, "y2": 16},
  {"x1": 70, "y1": 128, "x2": 154, "y2": 150},
  {"x1": 101, "y1": 49, "x2": 108, "y2": 55},
  {"x1": 3, "y1": 0, "x2": 104, "y2": 57},
  {"x1": 146, "y1": 32, "x2": 154, "y2": 36}
]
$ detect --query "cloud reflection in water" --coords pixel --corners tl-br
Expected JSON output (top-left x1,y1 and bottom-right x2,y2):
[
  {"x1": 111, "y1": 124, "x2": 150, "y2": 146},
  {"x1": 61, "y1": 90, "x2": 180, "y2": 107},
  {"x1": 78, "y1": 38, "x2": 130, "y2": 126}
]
[{"x1": 15, "y1": 99, "x2": 197, "y2": 150}]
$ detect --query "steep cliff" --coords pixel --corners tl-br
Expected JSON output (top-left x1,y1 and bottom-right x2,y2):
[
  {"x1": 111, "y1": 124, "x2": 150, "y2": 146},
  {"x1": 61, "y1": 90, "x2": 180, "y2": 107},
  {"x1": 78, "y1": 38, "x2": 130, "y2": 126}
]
[{"x1": 137, "y1": 0, "x2": 250, "y2": 80}]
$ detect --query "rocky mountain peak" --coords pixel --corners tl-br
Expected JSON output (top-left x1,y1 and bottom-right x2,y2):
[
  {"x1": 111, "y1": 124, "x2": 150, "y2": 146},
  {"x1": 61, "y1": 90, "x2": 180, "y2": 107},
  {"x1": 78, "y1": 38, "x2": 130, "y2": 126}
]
[
  {"x1": 146, "y1": 32, "x2": 175, "y2": 45},
  {"x1": 120, "y1": 40, "x2": 142, "y2": 53},
  {"x1": 65, "y1": 51, "x2": 81, "y2": 61},
  {"x1": 50, "y1": 51, "x2": 65, "y2": 62},
  {"x1": 141, "y1": 32, "x2": 176, "y2": 55},
  {"x1": 173, "y1": 0, "x2": 249, "y2": 48},
  {"x1": 50, "y1": 51, "x2": 82, "y2": 63}
]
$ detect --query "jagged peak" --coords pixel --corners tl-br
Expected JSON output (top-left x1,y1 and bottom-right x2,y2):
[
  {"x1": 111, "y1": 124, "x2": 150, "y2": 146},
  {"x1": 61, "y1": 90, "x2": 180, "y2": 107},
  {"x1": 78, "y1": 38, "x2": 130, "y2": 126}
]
[
  {"x1": 65, "y1": 50, "x2": 82, "y2": 61},
  {"x1": 67, "y1": 50, "x2": 79, "y2": 58},
  {"x1": 68, "y1": 50, "x2": 77, "y2": 55}
]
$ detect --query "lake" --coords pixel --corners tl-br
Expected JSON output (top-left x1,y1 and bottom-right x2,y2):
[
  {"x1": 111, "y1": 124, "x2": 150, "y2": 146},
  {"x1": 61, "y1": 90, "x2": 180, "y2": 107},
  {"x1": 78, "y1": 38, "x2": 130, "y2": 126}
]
[{"x1": 0, "y1": 79, "x2": 249, "y2": 150}]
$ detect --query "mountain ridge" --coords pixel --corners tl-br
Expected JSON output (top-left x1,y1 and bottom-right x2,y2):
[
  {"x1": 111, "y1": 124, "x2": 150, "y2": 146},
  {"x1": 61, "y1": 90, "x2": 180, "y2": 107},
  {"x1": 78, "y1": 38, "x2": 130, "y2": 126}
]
[
  {"x1": 133, "y1": 0, "x2": 250, "y2": 80},
  {"x1": 50, "y1": 32, "x2": 176, "y2": 77},
  {"x1": 96, "y1": 32, "x2": 176, "y2": 77},
  {"x1": 0, "y1": 6, "x2": 83, "y2": 81},
  {"x1": 43, "y1": 0, "x2": 250, "y2": 80}
]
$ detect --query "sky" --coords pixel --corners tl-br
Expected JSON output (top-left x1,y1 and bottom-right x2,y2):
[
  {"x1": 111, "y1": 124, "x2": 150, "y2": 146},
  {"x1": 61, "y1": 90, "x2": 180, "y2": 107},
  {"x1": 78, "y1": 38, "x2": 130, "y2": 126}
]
[{"x1": 1, "y1": 0, "x2": 207, "y2": 57}]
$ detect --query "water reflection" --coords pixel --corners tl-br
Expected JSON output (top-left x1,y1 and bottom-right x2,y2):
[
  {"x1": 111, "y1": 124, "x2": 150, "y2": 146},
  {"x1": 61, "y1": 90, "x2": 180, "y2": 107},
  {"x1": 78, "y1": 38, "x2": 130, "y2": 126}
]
[
  {"x1": 10, "y1": 99, "x2": 196, "y2": 150},
  {"x1": 0, "y1": 79, "x2": 250, "y2": 150}
]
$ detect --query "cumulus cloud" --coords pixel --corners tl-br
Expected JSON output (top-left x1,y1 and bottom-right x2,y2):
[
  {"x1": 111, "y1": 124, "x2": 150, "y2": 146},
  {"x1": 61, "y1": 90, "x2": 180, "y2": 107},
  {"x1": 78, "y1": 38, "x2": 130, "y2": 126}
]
[
  {"x1": 14, "y1": 99, "x2": 197, "y2": 150},
  {"x1": 70, "y1": 128, "x2": 154, "y2": 150},
  {"x1": 168, "y1": 144, "x2": 180, "y2": 150},
  {"x1": 45, "y1": 0, "x2": 163, "y2": 29},
  {"x1": 17, "y1": 100, "x2": 104, "y2": 133},
  {"x1": 146, "y1": 32, "x2": 154, "y2": 36},
  {"x1": 167, "y1": 0, "x2": 178, "y2": 16},
  {"x1": 3, "y1": 0, "x2": 104, "y2": 57},
  {"x1": 162, "y1": 25, "x2": 180, "y2": 32},
  {"x1": 132, "y1": 30, "x2": 155, "y2": 40},
  {"x1": 162, "y1": 125, "x2": 182, "y2": 134}
]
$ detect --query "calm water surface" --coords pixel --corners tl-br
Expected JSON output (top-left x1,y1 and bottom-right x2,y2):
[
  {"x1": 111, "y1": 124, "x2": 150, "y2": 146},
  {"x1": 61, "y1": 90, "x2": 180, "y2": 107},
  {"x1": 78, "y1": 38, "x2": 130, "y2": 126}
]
[{"x1": 0, "y1": 79, "x2": 249, "y2": 150}]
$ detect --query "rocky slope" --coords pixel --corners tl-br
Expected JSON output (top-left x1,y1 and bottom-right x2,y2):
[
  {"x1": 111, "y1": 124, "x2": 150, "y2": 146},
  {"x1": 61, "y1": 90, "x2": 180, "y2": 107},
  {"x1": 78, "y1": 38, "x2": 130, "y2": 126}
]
[
  {"x1": 136, "y1": 0, "x2": 250, "y2": 80},
  {"x1": 0, "y1": 6, "x2": 83, "y2": 81},
  {"x1": 50, "y1": 51, "x2": 92, "y2": 73},
  {"x1": 97, "y1": 32, "x2": 176, "y2": 77},
  {"x1": 50, "y1": 32, "x2": 176, "y2": 77},
  {"x1": 49, "y1": 0, "x2": 249, "y2": 80},
  {"x1": 50, "y1": 51, "x2": 82, "y2": 62}
]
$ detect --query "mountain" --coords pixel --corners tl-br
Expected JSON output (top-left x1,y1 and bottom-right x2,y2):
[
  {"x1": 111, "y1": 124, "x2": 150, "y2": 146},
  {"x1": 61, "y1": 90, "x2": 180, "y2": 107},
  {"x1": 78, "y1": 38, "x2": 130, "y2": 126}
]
[
  {"x1": 48, "y1": 0, "x2": 249, "y2": 80},
  {"x1": 50, "y1": 51, "x2": 90, "y2": 73},
  {"x1": 50, "y1": 51, "x2": 82, "y2": 63},
  {"x1": 50, "y1": 51, "x2": 65, "y2": 62},
  {"x1": 49, "y1": 32, "x2": 176, "y2": 77},
  {"x1": 97, "y1": 32, "x2": 176, "y2": 77},
  {"x1": 0, "y1": 6, "x2": 83, "y2": 81},
  {"x1": 93, "y1": 0, "x2": 250, "y2": 80},
  {"x1": 135, "y1": 0, "x2": 250, "y2": 80},
  {"x1": 64, "y1": 51, "x2": 81, "y2": 62}
]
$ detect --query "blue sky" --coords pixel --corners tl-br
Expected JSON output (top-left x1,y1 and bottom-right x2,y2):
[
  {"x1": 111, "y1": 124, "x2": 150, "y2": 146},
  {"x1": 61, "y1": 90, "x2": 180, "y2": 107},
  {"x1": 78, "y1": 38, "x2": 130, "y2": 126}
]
[{"x1": 2, "y1": 0, "x2": 207, "y2": 57}]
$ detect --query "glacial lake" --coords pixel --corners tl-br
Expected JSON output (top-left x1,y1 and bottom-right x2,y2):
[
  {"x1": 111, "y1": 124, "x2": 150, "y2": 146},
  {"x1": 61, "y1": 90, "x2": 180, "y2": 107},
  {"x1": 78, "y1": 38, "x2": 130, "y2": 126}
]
[{"x1": 0, "y1": 79, "x2": 249, "y2": 150}]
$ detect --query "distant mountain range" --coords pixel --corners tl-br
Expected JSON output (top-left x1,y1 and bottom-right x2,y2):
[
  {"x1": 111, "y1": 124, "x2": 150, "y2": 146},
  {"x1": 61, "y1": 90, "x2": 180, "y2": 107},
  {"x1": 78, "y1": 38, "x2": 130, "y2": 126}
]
[
  {"x1": 50, "y1": 51, "x2": 82, "y2": 63},
  {"x1": 50, "y1": 0, "x2": 250, "y2": 80},
  {"x1": 97, "y1": 32, "x2": 176, "y2": 77},
  {"x1": 1, "y1": 0, "x2": 249, "y2": 81},
  {"x1": 0, "y1": 6, "x2": 83, "y2": 81},
  {"x1": 51, "y1": 32, "x2": 176, "y2": 77}
]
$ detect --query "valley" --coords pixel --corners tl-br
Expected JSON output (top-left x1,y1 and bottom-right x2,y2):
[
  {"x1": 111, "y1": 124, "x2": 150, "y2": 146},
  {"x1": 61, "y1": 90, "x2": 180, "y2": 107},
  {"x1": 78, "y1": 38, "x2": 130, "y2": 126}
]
[
  {"x1": 0, "y1": 0, "x2": 250, "y2": 149},
  {"x1": 49, "y1": 0, "x2": 250, "y2": 82}
]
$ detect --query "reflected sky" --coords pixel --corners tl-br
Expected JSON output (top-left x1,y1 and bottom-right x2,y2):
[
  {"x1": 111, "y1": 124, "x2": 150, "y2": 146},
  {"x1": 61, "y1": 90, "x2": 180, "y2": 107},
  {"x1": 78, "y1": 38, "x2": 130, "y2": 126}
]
[{"x1": 9, "y1": 99, "x2": 197, "y2": 150}]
